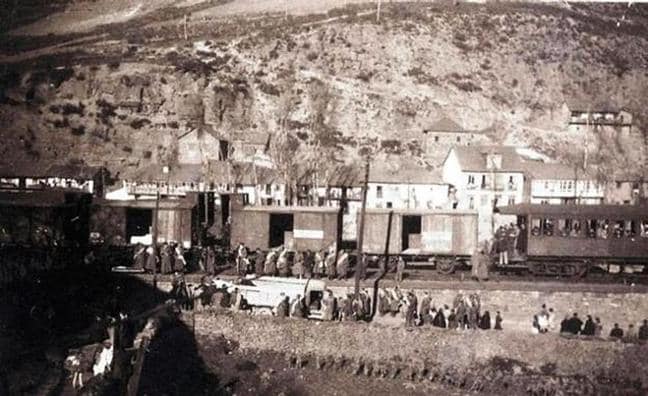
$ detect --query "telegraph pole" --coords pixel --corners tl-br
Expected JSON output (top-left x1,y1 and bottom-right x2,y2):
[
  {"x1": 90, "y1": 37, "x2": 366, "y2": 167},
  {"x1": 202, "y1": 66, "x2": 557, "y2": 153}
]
[{"x1": 354, "y1": 158, "x2": 370, "y2": 297}]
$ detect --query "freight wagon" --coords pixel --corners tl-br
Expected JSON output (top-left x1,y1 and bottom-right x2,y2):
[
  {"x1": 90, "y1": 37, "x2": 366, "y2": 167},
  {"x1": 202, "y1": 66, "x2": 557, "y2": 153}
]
[
  {"x1": 230, "y1": 206, "x2": 340, "y2": 252},
  {"x1": 361, "y1": 208, "x2": 479, "y2": 273}
]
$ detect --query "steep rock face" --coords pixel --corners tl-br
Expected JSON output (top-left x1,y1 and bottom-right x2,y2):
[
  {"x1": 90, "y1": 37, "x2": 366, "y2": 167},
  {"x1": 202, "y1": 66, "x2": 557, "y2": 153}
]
[{"x1": 1, "y1": 2, "x2": 647, "y2": 179}]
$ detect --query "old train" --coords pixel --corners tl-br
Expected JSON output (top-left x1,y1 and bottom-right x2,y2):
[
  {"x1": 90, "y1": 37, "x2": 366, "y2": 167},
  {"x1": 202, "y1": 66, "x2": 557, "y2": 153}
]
[
  {"x1": 229, "y1": 205, "x2": 479, "y2": 274},
  {"x1": 230, "y1": 203, "x2": 648, "y2": 277},
  {"x1": 496, "y1": 204, "x2": 648, "y2": 277}
]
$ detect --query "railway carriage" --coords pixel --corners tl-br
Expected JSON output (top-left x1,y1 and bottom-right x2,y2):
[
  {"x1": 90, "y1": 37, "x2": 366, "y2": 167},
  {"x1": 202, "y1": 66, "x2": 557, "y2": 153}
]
[
  {"x1": 230, "y1": 206, "x2": 340, "y2": 252},
  {"x1": 361, "y1": 208, "x2": 479, "y2": 273},
  {"x1": 497, "y1": 204, "x2": 648, "y2": 276}
]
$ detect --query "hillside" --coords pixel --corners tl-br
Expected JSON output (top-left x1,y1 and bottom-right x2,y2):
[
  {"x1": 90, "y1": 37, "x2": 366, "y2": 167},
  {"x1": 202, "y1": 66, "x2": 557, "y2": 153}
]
[{"x1": 1, "y1": 1, "x2": 647, "y2": 182}]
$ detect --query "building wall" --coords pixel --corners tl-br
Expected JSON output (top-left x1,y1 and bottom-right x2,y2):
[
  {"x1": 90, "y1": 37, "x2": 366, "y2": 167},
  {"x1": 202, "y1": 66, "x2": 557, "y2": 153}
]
[
  {"x1": 366, "y1": 182, "x2": 449, "y2": 210},
  {"x1": 177, "y1": 131, "x2": 222, "y2": 164},
  {"x1": 531, "y1": 179, "x2": 604, "y2": 204},
  {"x1": 605, "y1": 182, "x2": 648, "y2": 205},
  {"x1": 423, "y1": 132, "x2": 490, "y2": 151}
]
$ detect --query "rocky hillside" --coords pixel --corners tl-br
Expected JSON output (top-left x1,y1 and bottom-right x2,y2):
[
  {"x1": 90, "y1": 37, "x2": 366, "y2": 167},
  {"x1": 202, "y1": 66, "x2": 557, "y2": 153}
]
[{"x1": 1, "y1": 1, "x2": 648, "y2": 181}]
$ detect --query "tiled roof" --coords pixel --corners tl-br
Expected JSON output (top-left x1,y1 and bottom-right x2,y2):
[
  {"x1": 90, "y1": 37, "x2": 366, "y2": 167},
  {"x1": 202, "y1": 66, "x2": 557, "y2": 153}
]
[
  {"x1": 369, "y1": 156, "x2": 444, "y2": 184},
  {"x1": 296, "y1": 163, "x2": 363, "y2": 187},
  {"x1": 565, "y1": 97, "x2": 620, "y2": 113},
  {"x1": 424, "y1": 116, "x2": 466, "y2": 133},
  {"x1": 522, "y1": 161, "x2": 598, "y2": 181},
  {"x1": 451, "y1": 146, "x2": 526, "y2": 173}
]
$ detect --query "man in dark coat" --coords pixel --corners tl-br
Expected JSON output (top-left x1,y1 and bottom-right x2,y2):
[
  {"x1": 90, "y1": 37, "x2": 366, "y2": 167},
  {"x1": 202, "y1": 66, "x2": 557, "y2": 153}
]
[
  {"x1": 254, "y1": 248, "x2": 264, "y2": 276},
  {"x1": 205, "y1": 246, "x2": 216, "y2": 275},
  {"x1": 494, "y1": 311, "x2": 503, "y2": 330},
  {"x1": 275, "y1": 295, "x2": 289, "y2": 317},
  {"x1": 581, "y1": 315, "x2": 596, "y2": 336},
  {"x1": 160, "y1": 244, "x2": 173, "y2": 274},
  {"x1": 133, "y1": 244, "x2": 147, "y2": 270},
  {"x1": 639, "y1": 319, "x2": 648, "y2": 341},
  {"x1": 405, "y1": 292, "x2": 417, "y2": 327},
  {"x1": 433, "y1": 308, "x2": 447, "y2": 328},
  {"x1": 447, "y1": 309, "x2": 458, "y2": 329},
  {"x1": 610, "y1": 323, "x2": 624, "y2": 339},
  {"x1": 479, "y1": 311, "x2": 491, "y2": 330},
  {"x1": 566, "y1": 313, "x2": 583, "y2": 335}
]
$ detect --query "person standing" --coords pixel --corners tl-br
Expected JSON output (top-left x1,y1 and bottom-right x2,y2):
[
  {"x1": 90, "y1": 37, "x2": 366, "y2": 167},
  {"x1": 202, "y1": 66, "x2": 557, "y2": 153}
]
[
  {"x1": 639, "y1": 319, "x2": 648, "y2": 341},
  {"x1": 396, "y1": 256, "x2": 406, "y2": 283},
  {"x1": 303, "y1": 250, "x2": 314, "y2": 279},
  {"x1": 236, "y1": 242, "x2": 248, "y2": 275},
  {"x1": 494, "y1": 311, "x2": 503, "y2": 330},
  {"x1": 274, "y1": 294, "x2": 289, "y2": 317},
  {"x1": 358, "y1": 253, "x2": 368, "y2": 280},
  {"x1": 325, "y1": 249, "x2": 337, "y2": 280},
  {"x1": 336, "y1": 250, "x2": 349, "y2": 280},
  {"x1": 582, "y1": 315, "x2": 596, "y2": 336},
  {"x1": 205, "y1": 246, "x2": 216, "y2": 275},
  {"x1": 145, "y1": 246, "x2": 158, "y2": 274},
  {"x1": 160, "y1": 244, "x2": 173, "y2": 274},
  {"x1": 264, "y1": 249, "x2": 277, "y2": 276},
  {"x1": 313, "y1": 250, "x2": 324, "y2": 279},
  {"x1": 610, "y1": 323, "x2": 624, "y2": 339},
  {"x1": 133, "y1": 244, "x2": 147, "y2": 270},
  {"x1": 277, "y1": 248, "x2": 289, "y2": 277},
  {"x1": 292, "y1": 252, "x2": 304, "y2": 279},
  {"x1": 594, "y1": 317, "x2": 603, "y2": 337},
  {"x1": 405, "y1": 291, "x2": 417, "y2": 327}
]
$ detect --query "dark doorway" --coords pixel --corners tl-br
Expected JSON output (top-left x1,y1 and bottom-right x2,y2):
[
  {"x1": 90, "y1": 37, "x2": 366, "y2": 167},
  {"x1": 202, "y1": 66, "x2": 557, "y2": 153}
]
[
  {"x1": 269, "y1": 213, "x2": 293, "y2": 248},
  {"x1": 517, "y1": 215, "x2": 528, "y2": 255},
  {"x1": 402, "y1": 215, "x2": 422, "y2": 251},
  {"x1": 220, "y1": 194, "x2": 230, "y2": 227},
  {"x1": 126, "y1": 208, "x2": 153, "y2": 241}
]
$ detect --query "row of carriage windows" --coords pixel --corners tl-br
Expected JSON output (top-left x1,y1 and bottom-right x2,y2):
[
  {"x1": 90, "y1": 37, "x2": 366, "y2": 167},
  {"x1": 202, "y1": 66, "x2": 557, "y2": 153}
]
[{"x1": 530, "y1": 217, "x2": 648, "y2": 239}]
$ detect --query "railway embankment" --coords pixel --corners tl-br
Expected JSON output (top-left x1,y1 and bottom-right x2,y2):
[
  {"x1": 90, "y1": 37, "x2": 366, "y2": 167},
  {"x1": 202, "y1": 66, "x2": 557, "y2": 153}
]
[
  {"x1": 147, "y1": 274, "x2": 648, "y2": 333},
  {"x1": 186, "y1": 311, "x2": 648, "y2": 395}
]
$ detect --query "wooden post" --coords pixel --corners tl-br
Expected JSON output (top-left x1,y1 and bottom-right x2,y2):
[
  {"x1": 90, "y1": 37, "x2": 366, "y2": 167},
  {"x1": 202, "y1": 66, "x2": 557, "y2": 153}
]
[
  {"x1": 184, "y1": 14, "x2": 188, "y2": 41},
  {"x1": 354, "y1": 158, "x2": 370, "y2": 298},
  {"x1": 376, "y1": 0, "x2": 381, "y2": 23},
  {"x1": 371, "y1": 210, "x2": 393, "y2": 319},
  {"x1": 152, "y1": 187, "x2": 159, "y2": 288}
]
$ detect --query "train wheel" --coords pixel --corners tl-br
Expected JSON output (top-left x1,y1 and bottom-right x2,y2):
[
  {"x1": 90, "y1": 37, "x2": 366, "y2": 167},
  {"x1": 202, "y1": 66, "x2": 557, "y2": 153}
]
[
  {"x1": 437, "y1": 259, "x2": 456, "y2": 275},
  {"x1": 529, "y1": 262, "x2": 545, "y2": 276}
]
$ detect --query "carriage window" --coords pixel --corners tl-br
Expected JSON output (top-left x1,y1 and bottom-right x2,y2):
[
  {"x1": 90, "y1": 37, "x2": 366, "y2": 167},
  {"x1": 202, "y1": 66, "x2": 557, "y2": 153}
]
[
  {"x1": 641, "y1": 221, "x2": 648, "y2": 237},
  {"x1": 612, "y1": 220, "x2": 624, "y2": 238},
  {"x1": 531, "y1": 218, "x2": 541, "y2": 236},
  {"x1": 596, "y1": 220, "x2": 610, "y2": 239},
  {"x1": 557, "y1": 219, "x2": 568, "y2": 237},
  {"x1": 542, "y1": 219, "x2": 554, "y2": 236},
  {"x1": 570, "y1": 220, "x2": 582, "y2": 237}
]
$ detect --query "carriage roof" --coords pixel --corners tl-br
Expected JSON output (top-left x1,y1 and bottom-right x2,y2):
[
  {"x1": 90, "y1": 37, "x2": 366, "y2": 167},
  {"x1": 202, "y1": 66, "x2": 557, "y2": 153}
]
[{"x1": 497, "y1": 204, "x2": 648, "y2": 219}]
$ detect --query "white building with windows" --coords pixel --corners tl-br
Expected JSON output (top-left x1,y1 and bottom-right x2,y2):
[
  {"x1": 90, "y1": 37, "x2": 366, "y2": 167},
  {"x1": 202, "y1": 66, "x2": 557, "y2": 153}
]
[
  {"x1": 525, "y1": 162, "x2": 604, "y2": 205},
  {"x1": 367, "y1": 157, "x2": 449, "y2": 210},
  {"x1": 442, "y1": 146, "x2": 527, "y2": 240}
]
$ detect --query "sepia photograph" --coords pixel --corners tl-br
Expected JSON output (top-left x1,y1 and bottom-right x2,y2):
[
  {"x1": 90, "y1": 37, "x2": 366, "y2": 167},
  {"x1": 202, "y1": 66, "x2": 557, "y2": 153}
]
[{"x1": 1, "y1": 0, "x2": 647, "y2": 395}]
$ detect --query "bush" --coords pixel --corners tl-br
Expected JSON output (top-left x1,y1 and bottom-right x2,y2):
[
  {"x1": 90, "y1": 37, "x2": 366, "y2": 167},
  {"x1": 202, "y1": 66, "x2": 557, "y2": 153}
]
[
  {"x1": 306, "y1": 52, "x2": 318, "y2": 61},
  {"x1": 130, "y1": 118, "x2": 151, "y2": 129}
]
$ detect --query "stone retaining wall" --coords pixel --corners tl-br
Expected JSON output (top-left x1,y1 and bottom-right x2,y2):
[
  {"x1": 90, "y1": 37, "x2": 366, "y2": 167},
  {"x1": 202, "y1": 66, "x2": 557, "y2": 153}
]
[
  {"x1": 187, "y1": 312, "x2": 648, "y2": 395},
  {"x1": 157, "y1": 278, "x2": 648, "y2": 333}
]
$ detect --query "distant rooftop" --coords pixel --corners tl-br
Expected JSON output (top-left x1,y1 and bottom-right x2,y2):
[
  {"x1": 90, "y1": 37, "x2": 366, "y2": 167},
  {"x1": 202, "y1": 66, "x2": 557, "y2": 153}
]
[{"x1": 369, "y1": 156, "x2": 444, "y2": 184}]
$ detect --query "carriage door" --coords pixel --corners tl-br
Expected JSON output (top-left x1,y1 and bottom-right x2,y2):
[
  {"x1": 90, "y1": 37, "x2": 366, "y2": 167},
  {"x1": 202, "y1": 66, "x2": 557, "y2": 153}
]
[
  {"x1": 517, "y1": 215, "x2": 528, "y2": 254},
  {"x1": 402, "y1": 215, "x2": 422, "y2": 251},
  {"x1": 269, "y1": 213, "x2": 294, "y2": 249}
]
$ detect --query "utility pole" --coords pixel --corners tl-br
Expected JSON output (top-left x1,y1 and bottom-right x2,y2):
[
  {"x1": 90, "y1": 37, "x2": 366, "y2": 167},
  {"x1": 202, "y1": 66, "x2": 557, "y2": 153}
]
[
  {"x1": 152, "y1": 185, "x2": 160, "y2": 289},
  {"x1": 354, "y1": 158, "x2": 370, "y2": 297},
  {"x1": 376, "y1": 0, "x2": 381, "y2": 23}
]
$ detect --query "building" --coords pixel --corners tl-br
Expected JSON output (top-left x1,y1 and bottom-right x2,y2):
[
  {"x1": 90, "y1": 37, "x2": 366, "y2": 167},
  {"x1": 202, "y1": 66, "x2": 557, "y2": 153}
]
[
  {"x1": 177, "y1": 126, "x2": 229, "y2": 164},
  {"x1": 0, "y1": 162, "x2": 107, "y2": 197},
  {"x1": 442, "y1": 146, "x2": 527, "y2": 240},
  {"x1": 366, "y1": 157, "x2": 449, "y2": 210},
  {"x1": 604, "y1": 174, "x2": 648, "y2": 205},
  {"x1": 524, "y1": 162, "x2": 604, "y2": 205},
  {"x1": 230, "y1": 131, "x2": 270, "y2": 162},
  {"x1": 566, "y1": 100, "x2": 633, "y2": 134},
  {"x1": 421, "y1": 116, "x2": 490, "y2": 150}
]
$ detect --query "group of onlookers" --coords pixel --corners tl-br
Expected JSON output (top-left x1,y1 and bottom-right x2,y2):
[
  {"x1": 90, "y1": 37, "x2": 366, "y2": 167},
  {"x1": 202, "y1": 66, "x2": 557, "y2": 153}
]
[{"x1": 532, "y1": 304, "x2": 648, "y2": 343}]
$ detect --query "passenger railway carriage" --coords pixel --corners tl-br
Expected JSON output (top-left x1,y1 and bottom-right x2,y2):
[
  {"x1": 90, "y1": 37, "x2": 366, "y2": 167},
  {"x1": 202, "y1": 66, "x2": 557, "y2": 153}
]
[{"x1": 497, "y1": 204, "x2": 648, "y2": 276}]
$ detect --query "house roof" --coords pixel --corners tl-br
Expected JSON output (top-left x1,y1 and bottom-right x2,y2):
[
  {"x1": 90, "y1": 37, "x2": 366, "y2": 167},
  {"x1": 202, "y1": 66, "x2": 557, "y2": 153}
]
[
  {"x1": 46, "y1": 164, "x2": 105, "y2": 179},
  {"x1": 565, "y1": 98, "x2": 620, "y2": 113},
  {"x1": 296, "y1": 163, "x2": 363, "y2": 187},
  {"x1": 424, "y1": 116, "x2": 467, "y2": 133},
  {"x1": 233, "y1": 131, "x2": 270, "y2": 146},
  {"x1": 497, "y1": 203, "x2": 648, "y2": 218},
  {"x1": 0, "y1": 161, "x2": 52, "y2": 178},
  {"x1": 450, "y1": 146, "x2": 527, "y2": 173},
  {"x1": 128, "y1": 161, "x2": 278, "y2": 185},
  {"x1": 369, "y1": 156, "x2": 444, "y2": 185},
  {"x1": 522, "y1": 161, "x2": 598, "y2": 181}
]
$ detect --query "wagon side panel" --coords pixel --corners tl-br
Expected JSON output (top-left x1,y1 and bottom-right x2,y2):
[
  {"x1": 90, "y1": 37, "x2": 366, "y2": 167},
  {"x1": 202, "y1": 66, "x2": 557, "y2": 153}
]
[
  {"x1": 294, "y1": 211, "x2": 337, "y2": 251},
  {"x1": 231, "y1": 210, "x2": 270, "y2": 251}
]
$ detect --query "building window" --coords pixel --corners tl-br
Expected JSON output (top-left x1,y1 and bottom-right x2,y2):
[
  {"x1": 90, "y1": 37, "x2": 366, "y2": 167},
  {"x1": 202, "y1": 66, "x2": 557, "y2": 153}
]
[
  {"x1": 376, "y1": 185, "x2": 383, "y2": 199},
  {"x1": 481, "y1": 175, "x2": 487, "y2": 189},
  {"x1": 434, "y1": 136, "x2": 439, "y2": 143},
  {"x1": 469, "y1": 196, "x2": 475, "y2": 209},
  {"x1": 468, "y1": 175, "x2": 475, "y2": 185},
  {"x1": 456, "y1": 136, "x2": 461, "y2": 143},
  {"x1": 508, "y1": 196, "x2": 516, "y2": 205},
  {"x1": 265, "y1": 184, "x2": 272, "y2": 194},
  {"x1": 386, "y1": 202, "x2": 392, "y2": 208},
  {"x1": 616, "y1": 181, "x2": 622, "y2": 189}
]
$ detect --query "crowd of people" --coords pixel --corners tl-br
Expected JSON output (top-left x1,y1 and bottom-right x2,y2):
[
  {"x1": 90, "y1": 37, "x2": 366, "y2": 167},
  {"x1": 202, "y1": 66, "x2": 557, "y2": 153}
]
[{"x1": 531, "y1": 304, "x2": 648, "y2": 343}]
